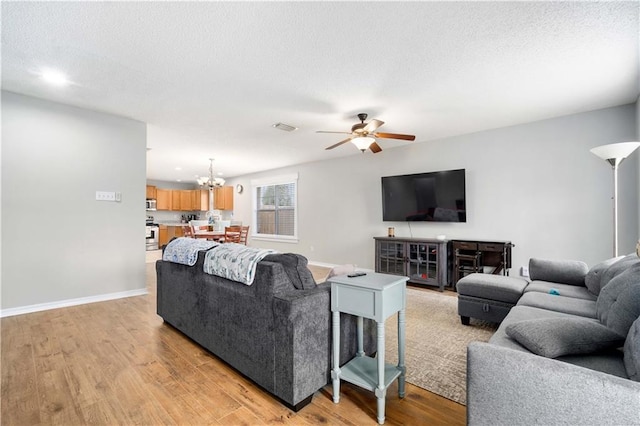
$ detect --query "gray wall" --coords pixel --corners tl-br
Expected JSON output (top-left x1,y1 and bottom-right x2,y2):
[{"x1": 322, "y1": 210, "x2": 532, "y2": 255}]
[
  {"x1": 228, "y1": 104, "x2": 638, "y2": 274},
  {"x1": 1, "y1": 91, "x2": 147, "y2": 311}
]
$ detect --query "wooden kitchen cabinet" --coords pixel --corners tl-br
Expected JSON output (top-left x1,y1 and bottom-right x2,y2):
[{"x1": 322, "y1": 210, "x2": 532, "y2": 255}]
[
  {"x1": 156, "y1": 189, "x2": 171, "y2": 210},
  {"x1": 146, "y1": 185, "x2": 157, "y2": 199},
  {"x1": 198, "y1": 189, "x2": 210, "y2": 211},
  {"x1": 179, "y1": 190, "x2": 193, "y2": 211},
  {"x1": 214, "y1": 186, "x2": 234, "y2": 210},
  {"x1": 171, "y1": 190, "x2": 182, "y2": 211},
  {"x1": 158, "y1": 225, "x2": 168, "y2": 247}
]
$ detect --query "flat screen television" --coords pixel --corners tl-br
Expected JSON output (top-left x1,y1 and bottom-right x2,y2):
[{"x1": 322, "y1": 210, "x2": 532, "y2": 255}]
[{"x1": 381, "y1": 169, "x2": 466, "y2": 222}]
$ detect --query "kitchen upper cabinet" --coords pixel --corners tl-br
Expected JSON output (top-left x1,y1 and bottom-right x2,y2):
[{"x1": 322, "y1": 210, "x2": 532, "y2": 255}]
[
  {"x1": 171, "y1": 190, "x2": 182, "y2": 211},
  {"x1": 198, "y1": 190, "x2": 209, "y2": 211},
  {"x1": 156, "y1": 188, "x2": 171, "y2": 210},
  {"x1": 146, "y1": 185, "x2": 157, "y2": 199},
  {"x1": 214, "y1": 186, "x2": 234, "y2": 210},
  {"x1": 179, "y1": 190, "x2": 193, "y2": 211}
]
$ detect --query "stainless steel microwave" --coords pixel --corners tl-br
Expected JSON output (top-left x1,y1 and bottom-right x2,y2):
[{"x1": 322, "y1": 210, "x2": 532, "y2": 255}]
[{"x1": 146, "y1": 199, "x2": 157, "y2": 211}]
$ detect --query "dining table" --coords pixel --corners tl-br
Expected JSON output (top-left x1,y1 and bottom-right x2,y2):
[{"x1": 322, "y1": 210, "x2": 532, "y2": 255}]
[{"x1": 193, "y1": 230, "x2": 225, "y2": 241}]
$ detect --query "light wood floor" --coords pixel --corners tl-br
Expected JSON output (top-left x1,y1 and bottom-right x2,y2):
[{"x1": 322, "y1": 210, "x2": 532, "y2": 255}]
[{"x1": 1, "y1": 260, "x2": 466, "y2": 425}]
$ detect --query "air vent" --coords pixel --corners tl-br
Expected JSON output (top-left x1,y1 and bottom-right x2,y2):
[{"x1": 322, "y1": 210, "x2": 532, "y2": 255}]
[{"x1": 272, "y1": 122, "x2": 298, "y2": 132}]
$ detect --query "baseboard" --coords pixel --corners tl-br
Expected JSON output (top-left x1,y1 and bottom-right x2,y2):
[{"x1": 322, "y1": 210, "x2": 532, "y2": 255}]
[{"x1": 0, "y1": 288, "x2": 148, "y2": 318}]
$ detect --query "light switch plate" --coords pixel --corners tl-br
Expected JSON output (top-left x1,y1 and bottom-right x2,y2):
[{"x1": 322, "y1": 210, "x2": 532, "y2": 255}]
[{"x1": 96, "y1": 191, "x2": 116, "y2": 201}]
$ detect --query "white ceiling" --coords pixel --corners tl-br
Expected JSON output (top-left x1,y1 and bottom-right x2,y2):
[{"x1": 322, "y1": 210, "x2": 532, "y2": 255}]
[{"x1": 2, "y1": 1, "x2": 638, "y2": 182}]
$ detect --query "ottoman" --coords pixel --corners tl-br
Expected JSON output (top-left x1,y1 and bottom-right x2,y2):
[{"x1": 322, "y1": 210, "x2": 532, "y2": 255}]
[{"x1": 456, "y1": 273, "x2": 529, "y2": 325}]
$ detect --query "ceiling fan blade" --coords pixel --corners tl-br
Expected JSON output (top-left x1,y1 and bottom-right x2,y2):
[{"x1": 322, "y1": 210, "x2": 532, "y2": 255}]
[
  {"x1": 316, "y1": 130, "x2": 352, "y2": 134},
  {"x1": 374, "y1": 132, "x2": 416, "y2": 141},
  {"x1": 363, "y1": 119, "x2": 384, "y2": 133},
  {"x1": 369, "y1": 142, "x2": 382, "y2": 153},
  {"x1": 325, "y1": 138, "x2": 352, "y2": 150}
]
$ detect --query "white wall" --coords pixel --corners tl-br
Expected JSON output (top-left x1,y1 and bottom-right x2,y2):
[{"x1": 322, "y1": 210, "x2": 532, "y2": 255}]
[
  {"x1": 228, "y1": 104, "x2": 638, "y2": 274},
  {"x1": 1, "y1": 91, "x2": 147, "y2": 311}
]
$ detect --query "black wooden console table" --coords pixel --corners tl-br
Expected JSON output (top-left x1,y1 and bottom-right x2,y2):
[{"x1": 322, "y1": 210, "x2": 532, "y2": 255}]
[{"x1": 451, "y1": 239, "x2": 513, "y2": 287}]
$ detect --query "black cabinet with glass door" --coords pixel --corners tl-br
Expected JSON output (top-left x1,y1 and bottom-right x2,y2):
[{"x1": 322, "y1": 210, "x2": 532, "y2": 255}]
[{"x1": 374, "y1": 237, "x2": 448, "y2": 291}]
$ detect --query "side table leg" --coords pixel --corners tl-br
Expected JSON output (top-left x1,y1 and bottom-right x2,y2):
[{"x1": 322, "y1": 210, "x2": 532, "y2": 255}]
[
  {"x1": 398, "y1": 309, "x2": 406, "y2": 398},
  {"x1": 332, "y1": 310, "x2": 341, "y2": 403},
  {"x1": 376, "y1": 321, "x2": 386, "y2": 424},
  {"x1": 357, "y1": 316, "x2": 364, "y2": 357}
]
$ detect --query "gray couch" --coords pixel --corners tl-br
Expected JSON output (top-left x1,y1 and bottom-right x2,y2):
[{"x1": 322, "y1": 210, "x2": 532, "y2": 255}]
[
  {"x1": 156, "y1": 251, "x2": 376, "y2": 411},
  {"x1": 466, "y1": 253, "x2": 640, "y2": 425}
]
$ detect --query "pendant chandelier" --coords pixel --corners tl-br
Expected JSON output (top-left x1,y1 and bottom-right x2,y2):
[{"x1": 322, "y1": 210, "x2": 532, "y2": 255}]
[{"x1": 197, "y1": 158, "x2": 225, "y2": 188}]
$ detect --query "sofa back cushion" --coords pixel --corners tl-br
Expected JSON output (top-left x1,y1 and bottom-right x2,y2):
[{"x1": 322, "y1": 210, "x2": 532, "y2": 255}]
[
  {"x1": 585, "y1": 256, "x2": 625, "y2": 296},
  {"x1": 596, "y1": 264, "x2": 640, "y2": 337},
  {"x1": 624, "y1": 316, "x2": 640, "y2": 381},
  {"x1": 598, "y1": 254, "x2": 640, "y2": 293},
  {"x1": 529, "y1": 258, "x2": 588, "y2": 286},
  {"x1": 262, "y1": 253, "x2": 316, "y2": 290}
]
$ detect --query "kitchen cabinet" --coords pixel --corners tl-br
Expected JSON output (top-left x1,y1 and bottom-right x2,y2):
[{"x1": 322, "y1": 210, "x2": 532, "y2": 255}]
[
  {"x1": 171, "y1": 190, "x2": 182, "y2": 211},
  {"x1": 198, "y1": 189, "x2": 210, "y2": 211},
  {"x1": 214, "y1": 186, "x2": 234, "y2": 210},
  {"x1": 158, "y1": 225, "x2": 168, "y2": 247},
  {"x1": 156, "y1": 189, "x2": 172, "y2": 210},
  {"x1": 180, "y1": 190, "x2": 193, "y2": 211},
  {"x1": 146, "y1": 185, "x2": 157, "y2": 199}
]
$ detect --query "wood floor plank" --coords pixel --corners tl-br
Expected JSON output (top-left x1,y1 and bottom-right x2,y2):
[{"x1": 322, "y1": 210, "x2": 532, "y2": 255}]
[{"x1": 1, "y1": 259, "x2": 466, "y2": 425}]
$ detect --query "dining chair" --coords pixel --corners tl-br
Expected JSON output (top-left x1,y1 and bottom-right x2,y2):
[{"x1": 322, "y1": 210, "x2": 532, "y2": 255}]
[
  {"x1": 239, "y1": 226, "x2": 250, "y2": 245},
  {"x1": 223, "y1": 226, "x2": 241, "y2": 243},
  {"x1": 182, "y1": 224, "x2": 194, "y2": 238}
]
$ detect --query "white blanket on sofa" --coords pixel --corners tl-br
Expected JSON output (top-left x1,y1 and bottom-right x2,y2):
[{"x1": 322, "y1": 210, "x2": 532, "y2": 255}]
[
  {"x1": 162, "y1": 237, "x2": 220, "y2": 266},
  {"x1": 203, "y1": 243, "x2": 276, "y2": 285}
]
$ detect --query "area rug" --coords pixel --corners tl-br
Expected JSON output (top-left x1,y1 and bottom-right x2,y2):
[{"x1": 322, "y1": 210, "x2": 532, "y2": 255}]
[{"x1": 384, "y1": 287, "x2": 497, "y2": 405}]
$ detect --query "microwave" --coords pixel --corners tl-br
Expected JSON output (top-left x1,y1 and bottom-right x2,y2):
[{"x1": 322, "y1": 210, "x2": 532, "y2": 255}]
[{"x1": 146, "y1": 199, "x2": 157, "y2": 211}]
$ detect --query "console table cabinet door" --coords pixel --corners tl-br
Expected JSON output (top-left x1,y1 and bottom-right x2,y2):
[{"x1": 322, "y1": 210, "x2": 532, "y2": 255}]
[{"x1": 374, "y1": 237, "x2": 448, "y2": 291}]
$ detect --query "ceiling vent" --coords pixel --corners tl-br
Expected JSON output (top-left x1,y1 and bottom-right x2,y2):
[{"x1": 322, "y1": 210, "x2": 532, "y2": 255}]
[{"x1": 272, "y1": 122, "x2": 298, "y2": 132}]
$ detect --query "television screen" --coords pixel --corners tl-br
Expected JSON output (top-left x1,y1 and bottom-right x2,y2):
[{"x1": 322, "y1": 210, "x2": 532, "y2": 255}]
[{"x1": 381, "y1": 169, "x2": 466, "y2": 222}]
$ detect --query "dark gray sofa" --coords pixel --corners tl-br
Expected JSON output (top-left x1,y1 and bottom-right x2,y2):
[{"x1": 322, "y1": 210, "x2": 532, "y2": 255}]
[
  {"x1": 156, "y1": 251, "x2": 375, "y2": 411},
  {"x1": 466, "y1": 253, "x2": 640, "y2": 425}
]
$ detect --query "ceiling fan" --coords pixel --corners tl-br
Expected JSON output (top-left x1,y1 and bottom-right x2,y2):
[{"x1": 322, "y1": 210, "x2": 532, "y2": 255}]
[{"x1": 317, "y1": 113, "x2": 416, "y2": 153}]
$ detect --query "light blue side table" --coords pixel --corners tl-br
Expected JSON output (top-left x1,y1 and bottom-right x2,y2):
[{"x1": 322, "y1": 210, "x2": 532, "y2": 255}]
[{"x1": 330, "y1": 272, "x2": 408, "y2": 425}]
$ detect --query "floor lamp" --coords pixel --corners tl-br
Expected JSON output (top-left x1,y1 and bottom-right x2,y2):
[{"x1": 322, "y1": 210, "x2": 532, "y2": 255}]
[{"x1": 590, "y1": 141, "x2": 640, "y2": 257}]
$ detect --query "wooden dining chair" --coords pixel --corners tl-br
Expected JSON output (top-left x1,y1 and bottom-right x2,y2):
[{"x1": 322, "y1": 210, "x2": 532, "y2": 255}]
[
  {"x1": 239, "y1": 226, "x2": 250, "y2": 245},
  {"x1": 223, "y1": 226, "x2": 241, "y2": 243},
  {"x1": 181, "y1": 224, "x2": 194, "y2": 238}
]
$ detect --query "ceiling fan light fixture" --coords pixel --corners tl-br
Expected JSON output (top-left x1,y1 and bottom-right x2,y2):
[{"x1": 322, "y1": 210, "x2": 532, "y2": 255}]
[{"x1": 352, "y1": 136, "x2": 375, "y2": 152}]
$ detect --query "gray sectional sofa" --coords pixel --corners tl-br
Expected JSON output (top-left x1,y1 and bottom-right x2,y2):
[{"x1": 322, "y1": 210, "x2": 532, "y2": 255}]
[
  {"x1": 463, "y1": 253, "x2": 640, "y2": 425},
  {"x1": 156, "y1": 250, "x2": 376, "y2": 411}
]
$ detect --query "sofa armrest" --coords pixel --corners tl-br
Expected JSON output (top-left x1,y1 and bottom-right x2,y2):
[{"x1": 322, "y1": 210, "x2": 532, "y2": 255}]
[
  {"x1": 272, "y1": 286, "x2": 332, "y2": 406},
  {"x1": 467, "y1": 342, "x2": 640, "y2": 426},
  {"x1": 529, "y1": 258, "x2": 588, "y2": 286}
]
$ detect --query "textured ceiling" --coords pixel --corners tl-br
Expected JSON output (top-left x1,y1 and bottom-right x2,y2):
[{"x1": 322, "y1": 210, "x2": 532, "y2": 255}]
[{"x1": 2, "y1": 1, "x2": 638, "y2": 182}]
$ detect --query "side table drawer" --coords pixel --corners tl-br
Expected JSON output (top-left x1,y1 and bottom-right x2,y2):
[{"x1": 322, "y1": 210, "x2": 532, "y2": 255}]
[{"x1": 332, "y1": 285, "x2": 376, "y2": 318}]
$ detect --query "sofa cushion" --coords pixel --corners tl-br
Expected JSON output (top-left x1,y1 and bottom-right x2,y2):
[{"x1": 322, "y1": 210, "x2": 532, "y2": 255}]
[
  {"x1": 596, "y1": 264, "x2": 640, "y2": 337},
  {"x1": 624, "y1": 317, "x2": 640, "y2": 381},
  {"x1": 598, "y1": 254, "x2": 640, "y2": 292},
  {"x1": 523, "y1": 281, "x2": 596, "y2": 301},
  {"x1": 505, "y1": 317, "x2": 625, "y2": 358},
  {"x1": 262, "y1": 253, "x2": 316, "y2": 290},
  {"x1": 585, "y1": 256, "x2": 625, "y2": 296},
  {"x1": 516, "y1": 291, "x2": 596, "y2": 318},
  {"x1": 529, "y1": 258, "x2": 588, "y2": 286}
]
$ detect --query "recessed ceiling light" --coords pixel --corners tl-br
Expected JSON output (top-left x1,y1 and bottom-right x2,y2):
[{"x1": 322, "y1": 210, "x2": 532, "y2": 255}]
[
  {"x1": 272, "y1": 122, "x2": 298, "y2": 132},
  {"x1": 175, "y1": 167, "x2": 182, "y2": 170},
  {"x1": 176, "y1": 179, "x2": 182, "y2": 182},
  {"x1": 40, "y1": 69, "x2": 70, "y2": 86}
]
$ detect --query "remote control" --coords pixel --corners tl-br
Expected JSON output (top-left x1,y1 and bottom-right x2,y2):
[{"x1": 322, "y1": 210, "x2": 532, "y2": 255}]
[{"x1": 347, "y1": 272, "x2": 366, "y2": 277}]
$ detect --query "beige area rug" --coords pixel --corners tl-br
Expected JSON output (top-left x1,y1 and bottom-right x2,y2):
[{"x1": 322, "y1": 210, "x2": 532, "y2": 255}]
[{"x1": 384, "y1": 288, "x2": 497, "y2": 405}]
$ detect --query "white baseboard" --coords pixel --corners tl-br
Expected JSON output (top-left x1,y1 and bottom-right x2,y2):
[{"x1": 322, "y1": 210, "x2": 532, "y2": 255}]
[{"x1": 0, "y1": 288, "x2": 148, "y2": 318}]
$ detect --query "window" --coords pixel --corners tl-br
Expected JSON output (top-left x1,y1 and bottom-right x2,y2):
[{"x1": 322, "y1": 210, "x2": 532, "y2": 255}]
[{"x1": 251, "y1": 174, "x2": 298, "y2": 241}]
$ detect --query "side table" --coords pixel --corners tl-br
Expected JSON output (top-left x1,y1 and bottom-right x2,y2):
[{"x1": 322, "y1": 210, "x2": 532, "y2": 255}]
[{"x1": 329, "y1": 272, "x2": 408, "y2": 425}]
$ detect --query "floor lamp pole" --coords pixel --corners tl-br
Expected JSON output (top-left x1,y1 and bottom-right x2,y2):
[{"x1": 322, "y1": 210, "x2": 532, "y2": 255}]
[
  {"x1": 590, "y1": 141, "x2": 640, "y2": 258},
  {"x1": 611, "y1": 161, "x2": 619, "y2": 257}
]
